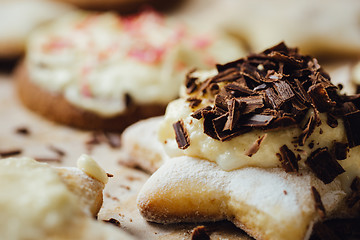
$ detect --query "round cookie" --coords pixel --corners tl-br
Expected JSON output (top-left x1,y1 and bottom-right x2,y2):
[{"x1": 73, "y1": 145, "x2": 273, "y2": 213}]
[{"x1": 18, "y1": 10, "x2": 245, "y2": 131}]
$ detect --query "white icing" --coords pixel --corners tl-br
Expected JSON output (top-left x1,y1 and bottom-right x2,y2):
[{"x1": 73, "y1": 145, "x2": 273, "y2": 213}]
[
  {"x1": 159, "y1": 71, "x2": 360, "y2": 191},
  {"x1": 77, "y1": 154, "x2": 108, "y2": 184},
  {"x1": 26, "y1": 11, "x2": 245, "y2": 117}
]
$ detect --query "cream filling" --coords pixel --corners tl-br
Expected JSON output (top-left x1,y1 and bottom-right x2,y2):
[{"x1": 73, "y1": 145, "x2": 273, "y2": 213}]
[
  {"x1": 26, "y1": 11, "x2": 245, "y2": 117},
  {"x1": 159, "y1": 98, "x2": 360, "y2": 191},
  {"x1": 0, "y1": 157, "x2": 83, "y2": 239}
]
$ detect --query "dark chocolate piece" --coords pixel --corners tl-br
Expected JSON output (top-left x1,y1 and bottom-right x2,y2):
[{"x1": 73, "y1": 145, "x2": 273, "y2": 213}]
[
  {"x1": 333, "y1": 142, "x2": 348, "y2": 160},
  {"x1": 311, "y1": 186, "x2": 326, "y2": 218},
  {"x1": 326, "y1": 113, "x2": 338, "y2": 128},
  {"x1": 173, "y1": 120, "x2": 190, "y2": 149},
  {"x1": 305, "y1": 148, "x2": 345, "y2": 184},
  {"x1": 278, "y1": 145, "x2": 298, "y2": 172},
  {"x1": 191, "y1": 226, "x2": 210, "y2": 240},
  {"x1": 245, "y1": 134, "x2": 267, "y2": 157},
  {"x1": 106, "y1": 173, "x2": 114, "y2": 177},
  {"x1": 343, "y1": 110, "x2": 360, "y2": 148}
]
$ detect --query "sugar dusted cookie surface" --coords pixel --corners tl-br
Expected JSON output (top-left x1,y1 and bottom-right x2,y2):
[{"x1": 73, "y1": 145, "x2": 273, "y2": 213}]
[{"x1": 120, "y1": 116, "x2": 168, "y2": 173}]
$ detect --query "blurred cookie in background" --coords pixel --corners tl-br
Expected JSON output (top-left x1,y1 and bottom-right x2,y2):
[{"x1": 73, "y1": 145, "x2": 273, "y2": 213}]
[
  {"x1": 176, "y1": 0, "x2": 360, "y2": 59},
  {"x1": 0, "y1": 0, "x2": 74, "y2": 61},
  {"x1": 16, "y1": 10, "x2": 246, "y2": 131},
  {"x1": 51, "y1": 0, "x2": 184, "y2": 13}
]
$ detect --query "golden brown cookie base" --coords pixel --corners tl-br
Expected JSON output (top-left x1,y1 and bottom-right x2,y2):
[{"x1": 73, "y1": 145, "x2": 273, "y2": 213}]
[{"x1": 15, "y1": 62, "x2": 166, "y2": 132}]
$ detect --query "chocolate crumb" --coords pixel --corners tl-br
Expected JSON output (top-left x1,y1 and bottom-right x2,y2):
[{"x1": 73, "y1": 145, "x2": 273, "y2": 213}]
[
  {"x1": 103, "y1": 132, "x2": 121, "y2": 148},
  {"x1": 34, "y1": 157, "x2": 62, "y2": 163},
  {"x1": 245, "y1": 134, "x2": 267, "y2": 157},
  {"x1": 15, "y1": 127, "x2": 30, "y2": 135},
  {"x1": 107, "y1": 173, "x2": 114, "y2": 177},
  {"x1": 305, "y1": 148, "x2": 345, "y2": 184},
  {"x1": 283, "y1": 190, "x2": 288, "y2": 195},
  {"x1": 346, "y1": 176, "x2": 360, "y2": 208},
  {"x1": 311, "y1": 186, "x2": 326, "y2": 218},
  {"x1": 191, "y1": 226, "x2": 210, "y2": 240},
  {"x1": 278, "y1": 145, "x2": 299, "y2": 172},
  {"x1": 103, "y1": 218, "x2": 121, "y2": 227},
  {"x1": 308, "y1": 141, "x2": 315, "y2": 149},
  {"x1": 173, "y1": 120, "x2": 190, "y2": 149},
  {"x1": 0, "y1": 149, "x2": 22, "y2": 158},
  {"x1": 319, "y1": 128, "x2": 323, "y2": 134},
  {"x1": 47, "y1": 145, "x2": 66, "y2": 157}
]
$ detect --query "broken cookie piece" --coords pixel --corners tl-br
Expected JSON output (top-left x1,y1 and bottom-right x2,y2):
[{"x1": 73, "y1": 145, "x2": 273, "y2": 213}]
[{"x1": 0, "y1": 156, "x2": 135, "y2": 240}]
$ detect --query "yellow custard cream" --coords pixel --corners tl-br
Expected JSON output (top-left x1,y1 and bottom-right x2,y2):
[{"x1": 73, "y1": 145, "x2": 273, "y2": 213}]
[
  {"x1": 26, "y1": 11, "x2": 245, "y2": 117},
  {"x1": 159, "y1": 43, "x2": 360, "y2": 191},
  {"x1": 0, "y1": 157, "x2": 82, "y2": 239}
]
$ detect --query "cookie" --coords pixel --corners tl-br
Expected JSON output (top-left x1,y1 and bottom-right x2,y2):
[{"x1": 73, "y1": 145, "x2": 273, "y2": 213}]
[
  {"x1": 0, "y1": 155, "x2": 135, "y2": 239},
  {"x1": 119, "y1": 116, "x2": 168, "y2": 173},
  {"x1": 137, "y1": 42, "x2": 360, "y2": 240},
  {"x1": 0, "y1": 0, "x2": 73, "y2": 59},
  {"x1": 17, "y1": 10, "x2": 245, "y2": 131},
  {"x1": 194, "y1": 0, "x2": 360, "y2": 57}
]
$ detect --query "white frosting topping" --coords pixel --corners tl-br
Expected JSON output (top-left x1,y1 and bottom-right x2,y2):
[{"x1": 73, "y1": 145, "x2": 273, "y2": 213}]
[
  {"x1": 159, "y1": 71, "x2": 360, "y2": 191},
  {"x1": 26, "y1": 11, "x2": 244, "y2": 117},
  {"x1": 0, "y1": 157, "x2": 82, "y2": 239},
  {"x1": 77, "y1": 154, "x2": 108, "y2": 184}
]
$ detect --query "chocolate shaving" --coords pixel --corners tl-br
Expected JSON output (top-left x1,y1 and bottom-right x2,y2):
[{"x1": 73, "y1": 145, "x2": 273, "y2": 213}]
[
  {"x1": 346, "y1": 176, "x2": 360, "y2": 208},
  {"x1": 311, "y1": 186, "x2": 326, "y2": 218},
  {"x1": 191, "y1": 106, "x2": 212, "y2": 120},
  {"x1": 245, "y1": 134, "x2": 267, "y2": 157},
  {"x1": 278, "y1": 145, "x2": 298, "y2": 172},
  {"x1": 308, "y1": 84, "x2": 336, "y2": 112},
  {"x1": 173, "y1": 120, "x2": 190, "y2": 149},
  {"x1": 298, "y1": 115, "x2": 316, "y2": 146},
  {"x1": 191, "y1": 226, "x2": 210, "y2": 240},
  {"x1": 185, "y1": 69, "x2": 198, "y2": 94},
  {"x1": 273, "y1": 80, "x2": 295, "y2": 101},
  {"x1": 0, "y1": 149, "x2": 22, "y2": 158},
  {"x1": 265, "y1": 88, "x2": 284, "y2": 109},
  {"x1": 305, "y1": 148, "x2": 345, "y2": 184},
  {"x1": 187, "y1": 97, "x2": 202, "y2": 108}
]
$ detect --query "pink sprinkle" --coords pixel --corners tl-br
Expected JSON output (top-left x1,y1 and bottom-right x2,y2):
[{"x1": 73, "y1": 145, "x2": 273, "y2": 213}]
[
  {"x1": 42, "y1": 37, "x2": 72, "y2": 52},
  {"x1": 192, "y1": 36, "x2": 212, "y2": 50},
  {"x1": 128, "y1": 45, "x2": 165, "y2": 64},
  {"x1": 80, "y1": 66, "x2": 92, "y2": 97}
]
